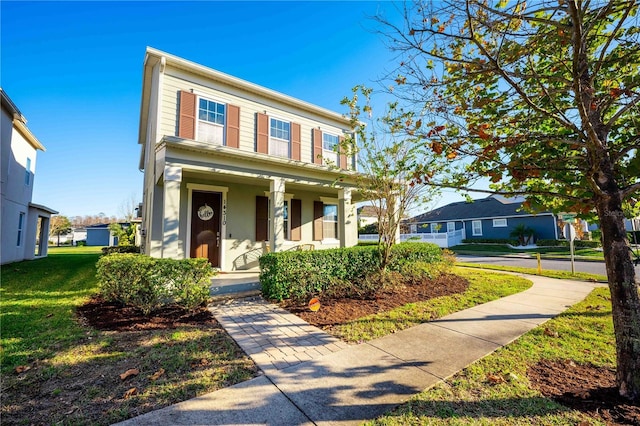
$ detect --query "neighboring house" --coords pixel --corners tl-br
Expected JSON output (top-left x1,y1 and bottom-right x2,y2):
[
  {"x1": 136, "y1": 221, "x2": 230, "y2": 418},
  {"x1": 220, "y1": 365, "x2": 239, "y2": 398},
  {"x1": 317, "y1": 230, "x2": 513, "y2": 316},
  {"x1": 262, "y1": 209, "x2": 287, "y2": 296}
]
[
  {"x1": 407, "y1": 195, "x2": 560, "y2": 244},
  {"x1": 1, "y1": 89, "x2": 57, "y2": 265},
  {"x1": 357, "y1": 205, "x2": 382, "y2": 228},
  {"x1": 137, "y1": 48, "x2": 361, "y2": 271},
  {"x1": 86, "y1": 224, "x2": 118, "y2": 247}
]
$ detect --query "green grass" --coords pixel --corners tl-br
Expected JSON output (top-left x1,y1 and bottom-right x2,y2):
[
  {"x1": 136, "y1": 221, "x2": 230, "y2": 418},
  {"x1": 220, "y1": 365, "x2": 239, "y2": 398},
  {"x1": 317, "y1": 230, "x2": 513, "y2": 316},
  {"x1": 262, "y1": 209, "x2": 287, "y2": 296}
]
[
  {"x1": 367, "y1": 286, "x2": 615, "y2": 425},
  {"x1": 1, "y1": 249, "x2": 102, "y2": 371},
  {"x1": 329, "y1": 267, "x2": 532, "y2": 343},
  {"x1": 0, "y1": 248, "x2": 257, "y2": 425},
  {"x1": 449, "y1": 244, "x2": 604, "y2": 259},
  {"x1": 457, "y1": 262, "x2": 608, "y2": 282}
]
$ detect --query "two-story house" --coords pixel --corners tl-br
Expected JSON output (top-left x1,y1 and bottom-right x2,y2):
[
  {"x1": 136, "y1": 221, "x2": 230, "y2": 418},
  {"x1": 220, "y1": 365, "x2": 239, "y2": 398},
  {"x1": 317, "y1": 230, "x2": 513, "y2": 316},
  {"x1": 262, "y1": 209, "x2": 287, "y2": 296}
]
[
  {"x1": 138, "y1": 48, "x2": 362, "y2": 271},
  {"x1": 1, "y1": 89, "x2": 57, "y2": 265}
]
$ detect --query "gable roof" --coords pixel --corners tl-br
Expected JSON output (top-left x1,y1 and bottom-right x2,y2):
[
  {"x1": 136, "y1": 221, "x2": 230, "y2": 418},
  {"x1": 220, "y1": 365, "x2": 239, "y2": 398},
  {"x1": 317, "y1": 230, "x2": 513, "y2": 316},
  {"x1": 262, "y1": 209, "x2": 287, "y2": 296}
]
[
  {"x1": 409, "y1": 195, "x2": 553, "y2": 223},
  {"x1": 358, "y1": 205, "x2": 385, "y2": 217}
]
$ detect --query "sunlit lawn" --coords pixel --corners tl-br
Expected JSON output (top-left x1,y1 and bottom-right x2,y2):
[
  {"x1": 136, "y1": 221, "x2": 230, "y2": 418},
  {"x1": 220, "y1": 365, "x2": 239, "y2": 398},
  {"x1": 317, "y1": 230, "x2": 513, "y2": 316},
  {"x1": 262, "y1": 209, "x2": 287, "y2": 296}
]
[
  {"x1": 0, "y1": 247, "x2": 257, "y2": 425},
  {"x1": 368, "y1": 286, "x2": 615, "y2": 425},
  {"x1": 329, "y1": 267, "x2": 533, "y2": 342}
]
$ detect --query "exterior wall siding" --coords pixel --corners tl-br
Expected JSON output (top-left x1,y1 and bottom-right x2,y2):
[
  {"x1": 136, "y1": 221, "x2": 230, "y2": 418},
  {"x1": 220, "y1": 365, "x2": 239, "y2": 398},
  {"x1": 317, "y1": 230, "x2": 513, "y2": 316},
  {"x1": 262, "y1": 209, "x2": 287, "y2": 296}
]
[
  {"x1": 160, "y1": 70, "x2": 348, "y2": 166},
  {"x1": 462, "y1": 215, "x2": 557, "y2": 241}
]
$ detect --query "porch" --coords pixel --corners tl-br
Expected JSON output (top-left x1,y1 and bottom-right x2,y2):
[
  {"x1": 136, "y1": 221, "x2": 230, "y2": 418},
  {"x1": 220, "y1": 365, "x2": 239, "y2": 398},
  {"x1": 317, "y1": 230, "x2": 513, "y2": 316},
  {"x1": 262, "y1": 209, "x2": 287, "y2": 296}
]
[{"x1": 358, "y1": 229, "x2": 465, "y2": 248}]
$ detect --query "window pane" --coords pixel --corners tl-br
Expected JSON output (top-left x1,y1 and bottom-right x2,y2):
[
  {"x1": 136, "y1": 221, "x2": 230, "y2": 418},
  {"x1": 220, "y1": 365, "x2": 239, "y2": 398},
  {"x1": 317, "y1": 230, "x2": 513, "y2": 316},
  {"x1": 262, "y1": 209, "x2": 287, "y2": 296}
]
[{"x1": 323, "y1": 133, "x2": 338, "y2": 150}]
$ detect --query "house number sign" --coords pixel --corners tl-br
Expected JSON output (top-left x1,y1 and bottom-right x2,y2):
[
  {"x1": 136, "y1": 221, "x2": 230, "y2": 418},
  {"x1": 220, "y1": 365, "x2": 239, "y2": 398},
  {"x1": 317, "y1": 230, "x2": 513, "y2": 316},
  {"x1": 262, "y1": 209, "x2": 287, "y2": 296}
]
[{"x1": 197, "y1": 204, "x2": 214, "y2": 221}]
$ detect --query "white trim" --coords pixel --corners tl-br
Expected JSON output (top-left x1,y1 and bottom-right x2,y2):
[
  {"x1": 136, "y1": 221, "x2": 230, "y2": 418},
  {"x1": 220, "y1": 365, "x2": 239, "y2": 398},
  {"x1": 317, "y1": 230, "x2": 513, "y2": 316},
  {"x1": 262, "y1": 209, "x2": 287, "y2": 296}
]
[
  {"x1": 186, "y1": 183, "x2": 229, "y2": 269},
  {"x1": 447, "y1": 222, "x2": 455, "y2": 232},
  {"x1": 472, "y1": 220, "x2": 483, "y2": 236}
]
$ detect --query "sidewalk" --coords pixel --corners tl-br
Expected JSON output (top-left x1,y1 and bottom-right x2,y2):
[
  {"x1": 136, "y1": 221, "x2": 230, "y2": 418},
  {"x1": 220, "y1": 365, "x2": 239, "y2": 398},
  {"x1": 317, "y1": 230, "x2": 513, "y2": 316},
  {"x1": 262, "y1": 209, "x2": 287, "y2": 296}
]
[{"x1": 116, "y1": 274, "x2": 601, "y2": 426}]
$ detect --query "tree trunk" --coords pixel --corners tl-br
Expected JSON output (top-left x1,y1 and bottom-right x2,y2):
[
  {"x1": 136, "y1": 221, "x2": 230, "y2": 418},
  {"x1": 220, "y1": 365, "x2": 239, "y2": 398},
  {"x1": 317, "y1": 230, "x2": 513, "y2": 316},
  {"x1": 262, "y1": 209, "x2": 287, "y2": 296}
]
[
  {"x1": 596, "y1": 192, "x2": 640, "y2": 402},
  {"x1": 57, "y1": 233, "x2": 60, "y2": 247}
]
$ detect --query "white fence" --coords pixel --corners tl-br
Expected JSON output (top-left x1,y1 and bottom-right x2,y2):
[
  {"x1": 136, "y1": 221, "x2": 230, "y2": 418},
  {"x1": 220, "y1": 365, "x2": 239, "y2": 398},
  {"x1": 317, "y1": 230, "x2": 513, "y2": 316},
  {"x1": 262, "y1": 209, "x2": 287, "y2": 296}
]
[{"x1": 359, "y1": 229, "x2": 465, "y2": 248}]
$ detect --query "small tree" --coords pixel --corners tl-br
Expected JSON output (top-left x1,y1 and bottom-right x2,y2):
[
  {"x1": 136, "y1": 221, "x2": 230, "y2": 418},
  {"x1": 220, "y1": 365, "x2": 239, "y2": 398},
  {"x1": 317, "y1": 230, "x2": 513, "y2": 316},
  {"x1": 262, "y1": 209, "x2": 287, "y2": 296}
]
[
  {"x1": 50, "y1": 215, "x2": 72, "y2": 247},
  {"x1": 108, "y1": 223, "x2": 137, "y2": 246},
  {"x1": 375, "y1": 0, "x2": 639, "y2": 400},
  {"x1": 342, "y1": 86, "x2": 439, "y2": 270}
]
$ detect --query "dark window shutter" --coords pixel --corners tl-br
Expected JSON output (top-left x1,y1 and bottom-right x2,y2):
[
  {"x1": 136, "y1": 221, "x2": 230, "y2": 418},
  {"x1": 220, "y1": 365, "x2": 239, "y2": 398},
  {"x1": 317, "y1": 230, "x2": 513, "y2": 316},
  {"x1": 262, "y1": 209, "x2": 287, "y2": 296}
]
[
  {"x1": 313, "y1": 201, "x2": 324, "y2": 241},
  {"x1": 256, "y1": 196, "x2": 269, "y2": 241},
  {"x1": 291, "y1": 199, "x2": 302, "y2": 241},
  {"x1": 178, "y1": 91, "x2": 197, "y2": 139},
  {"x1": 256, "y1": 113, "x2": 269, "y2": 154},
  {"x1": 313, "y1": 128, "x2": 323, "y2": 164},
  {"x1": 226, "y1": 104, "x2": 240, "y2": 148},
  {"x1": 339, "y1": 136, "x2": 347, "y2": 169},
  {"x1": 291, "y1": 122, "x2": 301, "y2": 161}
]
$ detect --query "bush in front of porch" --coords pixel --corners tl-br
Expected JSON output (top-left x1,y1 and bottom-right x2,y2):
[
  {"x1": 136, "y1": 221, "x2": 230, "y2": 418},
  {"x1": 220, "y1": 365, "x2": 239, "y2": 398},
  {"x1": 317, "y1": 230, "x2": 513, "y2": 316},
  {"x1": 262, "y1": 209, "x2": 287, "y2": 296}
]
[
  {"x1": 96, "y1": 254, "x2": 216, "y2": 314},
  {"x1": 259, "y1": 242, "x2": 448, "y2": 301}
]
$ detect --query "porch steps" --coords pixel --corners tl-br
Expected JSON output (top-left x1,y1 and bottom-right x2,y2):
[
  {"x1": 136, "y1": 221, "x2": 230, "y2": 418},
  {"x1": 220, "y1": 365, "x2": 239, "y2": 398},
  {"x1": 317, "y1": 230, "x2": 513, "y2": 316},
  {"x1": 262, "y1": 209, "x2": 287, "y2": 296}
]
[{"x1": 210, "y1": 272, "x2": 261, "y2": 299}]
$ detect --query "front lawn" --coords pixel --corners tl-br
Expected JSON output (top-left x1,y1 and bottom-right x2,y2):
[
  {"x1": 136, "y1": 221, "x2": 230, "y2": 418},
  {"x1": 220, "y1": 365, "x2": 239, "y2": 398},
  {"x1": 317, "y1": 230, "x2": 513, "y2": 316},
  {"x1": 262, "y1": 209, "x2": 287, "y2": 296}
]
[
  {"x1": 367, "y1": 286, "x2": 637, "y2": 425},
  {"x1": 0, "y1": 249, "x2": 257, "y2": 425}
]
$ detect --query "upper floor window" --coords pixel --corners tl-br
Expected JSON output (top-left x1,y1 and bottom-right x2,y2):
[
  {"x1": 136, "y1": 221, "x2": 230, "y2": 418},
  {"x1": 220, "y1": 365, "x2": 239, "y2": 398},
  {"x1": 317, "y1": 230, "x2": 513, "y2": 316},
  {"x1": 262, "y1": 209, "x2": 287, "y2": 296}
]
[
  {"x1": 322, "y1": 133, "x2": 339, "y2": 166},
  {"x1": 25, "y1": 158, "x2": 31, "y2": 186},
  {"x1": 269, "y1": 118, "x2": 290, "y2": 158},
  {"x1": 198, "y1": 98, "x2": 226, "y2": 145}
]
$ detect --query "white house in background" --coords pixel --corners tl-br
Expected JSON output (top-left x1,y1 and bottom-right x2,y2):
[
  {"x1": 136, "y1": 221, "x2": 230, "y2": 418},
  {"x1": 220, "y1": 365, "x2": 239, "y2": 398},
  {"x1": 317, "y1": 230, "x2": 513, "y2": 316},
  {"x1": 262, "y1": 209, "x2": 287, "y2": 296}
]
[
  {"x1": 137, "y1": 48, "x2": 362, "y2": 271},
  {"x1": 1, "y1": 88, "x2": 57, "y2": 264}
]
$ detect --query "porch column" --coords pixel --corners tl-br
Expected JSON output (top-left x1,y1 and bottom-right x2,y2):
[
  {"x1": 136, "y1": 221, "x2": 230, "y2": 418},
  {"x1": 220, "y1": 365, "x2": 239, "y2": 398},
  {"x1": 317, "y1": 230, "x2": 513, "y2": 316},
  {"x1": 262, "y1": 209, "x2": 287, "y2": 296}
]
[
  {"x1": 339, "y1": 188, "x2": 357, "y2": 247},
  {"x1": 270, "y1": 177, "x2": 285, "y2": 252},
  {"x1": 162, "y1": 165, "x2": 183, "y2": 259}
]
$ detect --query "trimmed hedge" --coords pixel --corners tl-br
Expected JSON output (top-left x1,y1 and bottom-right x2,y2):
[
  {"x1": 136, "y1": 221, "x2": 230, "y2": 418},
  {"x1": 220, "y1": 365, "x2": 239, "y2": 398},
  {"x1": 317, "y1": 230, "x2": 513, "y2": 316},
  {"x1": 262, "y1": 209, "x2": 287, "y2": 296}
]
[
  {"x1": 101, "y1": 245, "x2": 141, "y2": 255},
  {"x1": 537, "y1": 239, "x2": 601, "y2": 248},
  {"x1": 462, "y1": 238, "x2": 519, "y2": 245},
  {"x1": 259, "y1": 242, "x2": 444, "y2": 301},
  {"x1": 96, "y1": 254, "x2": 216, "y2": 314}
]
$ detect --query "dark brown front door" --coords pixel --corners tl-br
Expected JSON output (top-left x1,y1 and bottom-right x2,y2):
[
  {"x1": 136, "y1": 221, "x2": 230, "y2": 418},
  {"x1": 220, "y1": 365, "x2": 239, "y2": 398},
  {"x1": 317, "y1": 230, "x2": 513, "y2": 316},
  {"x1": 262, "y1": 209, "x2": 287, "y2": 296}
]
[{"x1": 190, "y1": 191, "x2": 221, "y2": 267}]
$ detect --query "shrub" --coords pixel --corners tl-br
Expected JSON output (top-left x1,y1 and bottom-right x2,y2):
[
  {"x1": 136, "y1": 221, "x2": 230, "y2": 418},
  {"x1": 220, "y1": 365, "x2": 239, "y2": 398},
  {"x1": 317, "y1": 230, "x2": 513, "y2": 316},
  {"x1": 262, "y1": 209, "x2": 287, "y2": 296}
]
[
  {"x1": 101, "y1": 245, "x2": 140, "y2": 255},
  {"x1": 537, "y1": 239, "x2": 601, "y2": 248},
  {"x1": 96, "y1": 254, "x2": 216, "y2": 314},
  {"x1": 259, "y1": 243, "x2": 444, "y2": 301},
  {"x1": 75, "y1": 240, "x2": 87, "y2": 246},
  {"x1": 462, "y1": 238, "x2": 519, "y2": 245}
]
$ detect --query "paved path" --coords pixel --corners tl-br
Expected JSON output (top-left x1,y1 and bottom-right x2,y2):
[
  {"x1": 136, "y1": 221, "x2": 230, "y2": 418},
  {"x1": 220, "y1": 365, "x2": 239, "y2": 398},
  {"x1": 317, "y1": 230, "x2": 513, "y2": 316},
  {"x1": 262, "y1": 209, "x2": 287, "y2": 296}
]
[
  {"x1": 210, "y1": 296, "x2": 350, "y2": 374},
  {"x1": 116, "y1": 274, "x2": 602, "y2": 426}
]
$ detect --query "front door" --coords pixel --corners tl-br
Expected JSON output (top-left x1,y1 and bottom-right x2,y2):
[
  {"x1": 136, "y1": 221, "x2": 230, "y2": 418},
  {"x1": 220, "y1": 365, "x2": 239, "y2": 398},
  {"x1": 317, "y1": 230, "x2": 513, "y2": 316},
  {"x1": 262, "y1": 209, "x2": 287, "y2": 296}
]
[{"x1": 190, "y1": 191, "x2": 221, "y2": 267}]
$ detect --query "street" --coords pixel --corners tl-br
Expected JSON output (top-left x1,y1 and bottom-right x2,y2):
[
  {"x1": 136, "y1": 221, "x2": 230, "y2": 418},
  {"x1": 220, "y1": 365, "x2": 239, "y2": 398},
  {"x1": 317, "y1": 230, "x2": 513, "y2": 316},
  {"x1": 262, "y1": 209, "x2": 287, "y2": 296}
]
[{"x1": 456, "y1": 255, "x2": 640, "y2": 282}]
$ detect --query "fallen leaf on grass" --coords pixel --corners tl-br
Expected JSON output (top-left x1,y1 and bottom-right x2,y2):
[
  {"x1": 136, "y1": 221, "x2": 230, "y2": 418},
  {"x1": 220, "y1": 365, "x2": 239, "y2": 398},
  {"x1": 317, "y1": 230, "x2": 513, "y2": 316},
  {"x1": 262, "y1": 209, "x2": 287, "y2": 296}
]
[
  {"x1": 544, "y1": 328, "x2": 559, "y2": 338},
  {"x1": 15, "y1": 365, "x2": 31, "y2": 374},
  {"x1": 119, "y1": 368, "x2": 139, "y2": 380},
  {"x1": 191, "y1": 358, "x2": 211, "y2": 368},
  {"x1": 486, "y1": 374, "x2": 505, "y2": 384},
  {"x1": 149, "y1": 368, "x2": 165, "y2": 381},
  {"x1": 123, "y1": 388, "x2": 137, "y2": 399}
]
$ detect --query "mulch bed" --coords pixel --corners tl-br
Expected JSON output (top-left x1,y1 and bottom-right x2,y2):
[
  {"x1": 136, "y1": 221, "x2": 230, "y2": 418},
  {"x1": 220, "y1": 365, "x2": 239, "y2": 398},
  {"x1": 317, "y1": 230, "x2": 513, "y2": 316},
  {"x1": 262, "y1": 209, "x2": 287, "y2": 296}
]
[
  {"x1": 282, "y1": 273, "x2": 469, "y2": 327},
  {"x1": 528, "y1": 359, "x2": 640, "y2": 425},
  {"x1": 76, "y1": 296, "x2": 216, "y2": 331}
]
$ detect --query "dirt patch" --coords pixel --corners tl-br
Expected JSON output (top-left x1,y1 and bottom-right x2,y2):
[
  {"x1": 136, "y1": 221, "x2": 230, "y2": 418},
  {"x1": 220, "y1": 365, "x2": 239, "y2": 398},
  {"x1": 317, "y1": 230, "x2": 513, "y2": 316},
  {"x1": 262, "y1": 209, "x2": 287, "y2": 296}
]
[
  {"x1": 528, "y1": 359, "x2": 640, "y2": 425},
  {"x1": 77, "y1": 296, "x2": 217, "y2": 331},
  {"x1": 1, "y1": 300, "x2": 257, "y2": 426},
  {"x1": 283, "y1": 273, "x2": 469, "y2": 327}
]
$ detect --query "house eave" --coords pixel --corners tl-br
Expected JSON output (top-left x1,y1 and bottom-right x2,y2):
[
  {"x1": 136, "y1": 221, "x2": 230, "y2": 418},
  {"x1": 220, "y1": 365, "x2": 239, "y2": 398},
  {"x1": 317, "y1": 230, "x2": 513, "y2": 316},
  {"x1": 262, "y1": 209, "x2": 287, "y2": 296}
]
[
  {"x1": 160, "y1": 135, "x2": 359, "y2": 179},
  {"x1": 145, "y1": 47, "x2": 352, "y2": 127}
]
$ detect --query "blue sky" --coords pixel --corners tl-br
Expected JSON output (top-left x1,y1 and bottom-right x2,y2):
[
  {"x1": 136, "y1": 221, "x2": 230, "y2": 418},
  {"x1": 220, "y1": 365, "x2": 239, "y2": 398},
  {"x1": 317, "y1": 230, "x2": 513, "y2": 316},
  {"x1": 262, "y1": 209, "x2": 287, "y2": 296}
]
[{"x1": 2, "y1": 1, "x2": 468, "y2": 218}]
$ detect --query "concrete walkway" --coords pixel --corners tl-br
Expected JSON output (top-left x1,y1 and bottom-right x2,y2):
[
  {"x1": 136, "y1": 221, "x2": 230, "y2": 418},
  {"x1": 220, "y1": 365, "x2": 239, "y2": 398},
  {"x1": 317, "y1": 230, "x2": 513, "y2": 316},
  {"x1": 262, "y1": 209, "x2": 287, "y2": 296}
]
[{"x1": 116, "y1": 274, "x2": 602, "y2": 426}]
